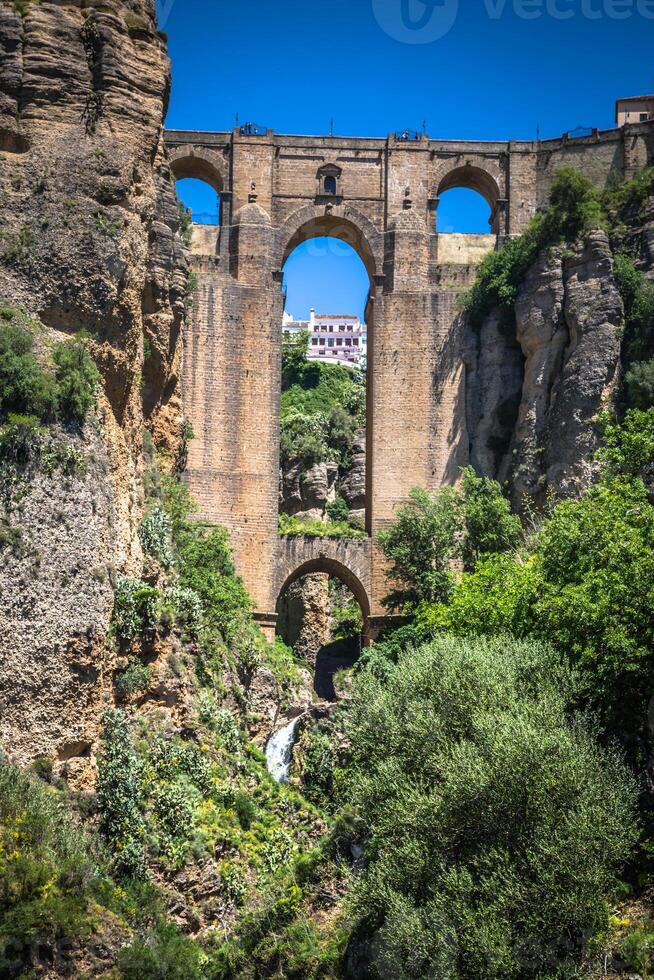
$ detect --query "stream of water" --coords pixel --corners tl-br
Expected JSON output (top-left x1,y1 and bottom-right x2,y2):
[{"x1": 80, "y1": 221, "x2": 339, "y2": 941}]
[{"x1": 265, "y1": 716, "x2": 300, "y2": 783}]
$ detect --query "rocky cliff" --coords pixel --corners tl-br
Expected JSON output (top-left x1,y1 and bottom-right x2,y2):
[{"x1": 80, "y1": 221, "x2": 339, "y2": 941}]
[
  {"x1": 465, "y1": 213, "x2": 653, "y2": 508},
  {"x1": 0, "y1": 0, "x2": 186, "y2": 769}
]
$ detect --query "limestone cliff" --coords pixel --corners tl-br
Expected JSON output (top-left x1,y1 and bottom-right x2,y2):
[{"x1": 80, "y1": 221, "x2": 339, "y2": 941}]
[
  {"x1": 0, "y1": 0, "x2": 186, "y2": 768},
  {"x1": 465, "y1": 228, "x2": 635, "y2": 507}
]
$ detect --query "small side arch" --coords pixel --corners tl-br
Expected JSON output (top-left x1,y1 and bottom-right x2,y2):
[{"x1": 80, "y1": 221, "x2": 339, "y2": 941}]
[
  {"x1": 168, "y1": 145, "x2": 227, "y2": 194},
  {"x1": 433, "y1": 160, "x2": 505, "y2": 234}
]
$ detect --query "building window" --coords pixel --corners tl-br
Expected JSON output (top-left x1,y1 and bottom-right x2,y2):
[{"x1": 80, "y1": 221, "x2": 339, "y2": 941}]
[
  {"x1": 312, "y1": 338, "x2": 318, "y2": 345},
  {"x1": 328, "y1": 339, "x2": 334, "y2": 347},
  {"x1": 641, "y1": 113, "x2": 649, "y2": 122},
  {"x1": 324, "y1": 176, "x2": 337, "y2": 195}
]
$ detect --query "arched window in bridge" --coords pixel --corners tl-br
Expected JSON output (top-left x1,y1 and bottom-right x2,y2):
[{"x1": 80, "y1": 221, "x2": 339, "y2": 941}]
[
  {"x1": 324, "y1": 175, "x2": 337, "y2": 196},
  {"x1": 436, "y1": 187, "x2": 491, "y2": 234},
  {"x1": 175, "y1": 178, "x2": 221, "y2": 226}
]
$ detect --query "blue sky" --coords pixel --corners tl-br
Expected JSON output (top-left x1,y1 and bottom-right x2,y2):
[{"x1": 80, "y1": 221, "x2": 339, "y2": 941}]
[{"x1": 160, "y1": 0, "x2": 653, "y2": 318}]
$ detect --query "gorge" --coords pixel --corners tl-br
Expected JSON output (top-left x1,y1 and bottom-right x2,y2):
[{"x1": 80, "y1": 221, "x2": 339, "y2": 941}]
[{"x1": 1, "y1": 1, "x2": 654, "y2": 977}]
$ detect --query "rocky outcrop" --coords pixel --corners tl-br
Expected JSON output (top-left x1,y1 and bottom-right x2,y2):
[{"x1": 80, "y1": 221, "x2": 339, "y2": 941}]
[
  {"x1": 277, "y1": 573, "x2": 331, "y2": 668},
  {"x1": 280, "y1": 459, "x2": 338, "y2": 520},
  {"x1": 340, "y1": 431, "x2": 366, "y2": 521},
  {"x1": 466, "y1": 231, "x2": 624, "y2": 508},
  {"x1": 0, "y1": 0, "x2": 186, "y2": 765}
]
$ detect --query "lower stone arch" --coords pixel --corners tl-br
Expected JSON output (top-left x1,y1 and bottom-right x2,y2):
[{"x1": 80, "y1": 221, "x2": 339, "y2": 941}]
[{"x1": 277, "y1": 557, "x2": 371, "y2": 627}]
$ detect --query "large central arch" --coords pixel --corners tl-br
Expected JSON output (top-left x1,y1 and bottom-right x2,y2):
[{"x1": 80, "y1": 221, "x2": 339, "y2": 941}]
[{"x1": 275, "y1": 204, "x2": 383, "y2": 281}]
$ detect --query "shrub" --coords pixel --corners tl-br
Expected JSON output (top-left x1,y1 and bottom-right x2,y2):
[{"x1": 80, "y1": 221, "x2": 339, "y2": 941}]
[
  {"x1": 139, "y1": 506, "x2": 174, "y2": 567},
  {"x1": 96, "y1": 709, "x2": 148, "y2": 880},
  {"x1": 52, "y1": 338, "x2": 100, "y2": 422},
  {"x1": 613, "y1": 253, "x2": 654, "y2": 369},
  {"x1": 278, "y1": 512, "x2": 366, "y2": 539},
  {"x1": 112, "y1": 578, "x2": 161, "y2": 643},
  {"x1": 0, "y1": 756, "x2": 97, "y2": 973},
  {"x1": 345, "y1": 635, "x2": 638, "y2": 979},
  {"x1": 598, "y1": 407, "x2": 654, "y2": 477},
  {"x1": 0, "y1": 413, "x2": 44, "y2": 465},
  {"x1": 326, "y1": 495, "x2": 350, "y2": 522},
  {"x1": 0, "y1": 321, "x2": 58, "y2": 421},
  {"x1": 0, "y1": 316, "x2": 99, "y2": 425},
  {"x1": 625, "y1": 359, "x2": 654, "y2": 409},
  {"x1": 166, "y1": 583, "x2": 203, "y2": 636},
  {"x1": 117, "y1": 921, "x2": 203, "y2": 979},
  {"x1": 532, "y1": 476, "x2": 654, "y2": 750},
  {"x1": 115, "y1": 660, "x2": 153, "y2": 698},
  {"x1": 463, "y1": 168, "x2": 604, "y2": 330}
]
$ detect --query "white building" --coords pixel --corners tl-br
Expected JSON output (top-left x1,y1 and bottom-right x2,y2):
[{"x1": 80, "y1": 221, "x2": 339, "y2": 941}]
[{"x1": 282, "y1": 309, "x2": 367, "y2": 368}]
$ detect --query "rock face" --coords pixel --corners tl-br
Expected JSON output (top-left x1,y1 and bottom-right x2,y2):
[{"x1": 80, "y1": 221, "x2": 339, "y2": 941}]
[
  {"x1": 0, "y1": 0, "x2": 186, "y2": 766},
  {"x1": 340, "y1": 431, "x2": 366, "y2": 512},
  {"x1": 466, "y1": 230, "x2": 624, "y2": 508},
  {"x1": 277, "y1": 573, "x2": 331, "y2": 668},
  {"x1": 279, "y1": 460, "x2": 338, "y2": 520}
]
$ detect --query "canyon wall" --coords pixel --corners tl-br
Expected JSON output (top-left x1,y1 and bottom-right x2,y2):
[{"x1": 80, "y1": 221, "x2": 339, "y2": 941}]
[{"x1": 0, "y1": 0, "x2": 186, "y2": 768}]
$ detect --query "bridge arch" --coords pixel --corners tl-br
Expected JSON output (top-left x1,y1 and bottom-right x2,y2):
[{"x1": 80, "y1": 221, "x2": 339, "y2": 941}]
[
  {"x1": 275, "y1": 537, "x2": 373, "y2": 636},
  {"x1": 278, "y1": 558, "x2": 371, "y2": 624},
  {"x1": 432, "y1": 160, "x2": 505, "y2": 234},
  {"x1": 275, "y1": 204, "x2": 383, "y2": 282},
  {"x1": 168, "y1": 145, "x2": 226, "y2": 194}
]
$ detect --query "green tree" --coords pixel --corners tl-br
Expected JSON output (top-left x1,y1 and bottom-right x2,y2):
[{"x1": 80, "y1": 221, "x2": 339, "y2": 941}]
[
  {"x1": 378, "y1": 485, "x2": 461, "y2": 609},
  {"x1": 345, "y1": 635, "x2": 638, "y2": 980},
  {"x1": 459, "y1": 466, "x2": 522, "y2": 570},
  {"x1": 281, "y1": 328, "x2": 309, "y2": 389},
  {"x1": 625, "y1": 359, "x2": 654, "y2": 410},
  {"x1": 378, "y1": 471, "x2": 520, "y2": 609}
]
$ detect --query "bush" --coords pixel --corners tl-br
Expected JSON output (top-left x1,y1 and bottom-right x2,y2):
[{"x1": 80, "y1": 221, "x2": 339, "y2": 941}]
[
  {"x1": 625, "y1": 358, "x2": 654, "y2": 409},
  {"x1": 0, "y1": 413, "x2": 44, "y2": 465},
  {"x1": 52, "y1": 338, "x2": 100, "y2": 422},
  {"x1": 117, "y1": 921, "x2": 204, "y2": 979},
  {"x1": 345, "y1": 635, "x2": 638, "y2": 979},
  {"x1": 0, "y1": 757, "x2": 98, "y2": 973},
  {"x1": 463, "y1": 169, "x2": 604, "y2": 330},
  {"x1": 0, "y1": 320, "x2": 58, "y2": 421},
  {"x1": 377, "y1": 469, "x2": 519, "y2": 610},
  {"x1": 326, "y1": 495, "x2": 350, "y2": 522},
  {"x1": 112, "y1": 578, "x2": 161, "y2": 643},
  {"x1": 614, "y1": 254, "x2": 654, "y2": 371},
  {"x1": 139, "y1": 506, "x2": 174, "y2": 567},
  {"x1": 115, "y1": 660, "x2": 153, "y2": 698},
  {"x1": 96, "y1": 710, "x2": 148, "y2": 880},
  {"x1": 0, "y1": 315, "x2": 99, "y2": 425},
  {"x1": 598, "y1": 407, "x2": 654, "y2": 478},
  {"x1": 278, "y1": 512, "x2": 366, "y2": 539}
]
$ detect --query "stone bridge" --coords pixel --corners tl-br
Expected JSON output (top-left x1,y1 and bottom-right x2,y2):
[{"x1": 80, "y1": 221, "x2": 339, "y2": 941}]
[
  {"x1": 269, "y1": 536, "x2": 374, "y2": 637},
  {"x1": 165, "y1": 121, "x2": 654, "y2": 636}
]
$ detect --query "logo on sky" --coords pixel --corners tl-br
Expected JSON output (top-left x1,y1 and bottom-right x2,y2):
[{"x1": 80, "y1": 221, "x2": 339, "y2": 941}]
[{"x1": 372, "y1": 0, "x2": 459, "y2": 42}]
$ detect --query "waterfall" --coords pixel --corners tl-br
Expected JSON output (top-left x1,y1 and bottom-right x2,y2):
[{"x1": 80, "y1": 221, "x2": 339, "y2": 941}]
[{"x1": 265, "y1": 717, "x2": 300, "y2": 783}]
